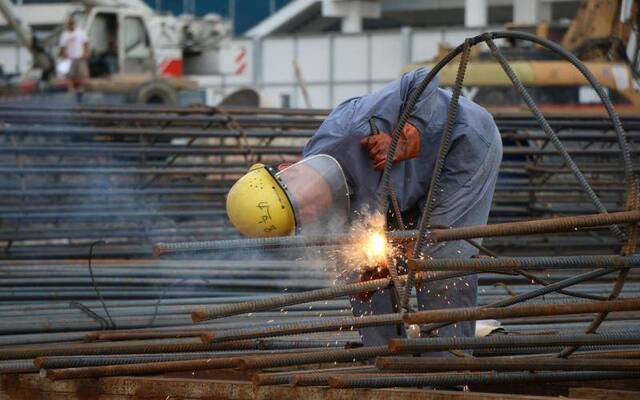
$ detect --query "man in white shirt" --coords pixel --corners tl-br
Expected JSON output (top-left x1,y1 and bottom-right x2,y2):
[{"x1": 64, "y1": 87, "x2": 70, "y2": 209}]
[{"x1": 59, "y1": 16, "x2": 89, "y2": 102}]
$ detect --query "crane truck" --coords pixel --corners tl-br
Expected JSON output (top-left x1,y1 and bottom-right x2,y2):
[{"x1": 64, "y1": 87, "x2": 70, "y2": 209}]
[{"x1": 0, "y1": 0, "x2": 233, "y2": 104}]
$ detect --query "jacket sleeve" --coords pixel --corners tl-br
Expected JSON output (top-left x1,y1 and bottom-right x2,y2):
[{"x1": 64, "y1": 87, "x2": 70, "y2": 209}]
[
  {"x1": 303, "y1": 100, "x2": 363, "y2": 192},
  {"x1": 401, "y1": 67, "x2": 439, "y2": 139}
]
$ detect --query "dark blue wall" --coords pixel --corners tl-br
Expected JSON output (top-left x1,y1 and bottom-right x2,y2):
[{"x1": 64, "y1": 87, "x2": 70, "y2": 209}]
[{"x1": 144, "y1": 0, "x2": 292, "y2": 35}]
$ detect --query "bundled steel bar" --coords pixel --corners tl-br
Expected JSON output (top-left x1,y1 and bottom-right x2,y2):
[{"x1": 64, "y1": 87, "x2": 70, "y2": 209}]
[
  {"x1": 408, "y1": 254, "x2": 640, "y2": 272},
  {"x1": 238, "y1": 345, "x2": 392, "y2": 370},
  {"x1": 191, "y1": 271, "x2": 469, "y2": 322},
  {"x1": 486, "y1": 36, "x2": 627, "y2": 242},
  {"x1": 429, "y1": 209, "x2": 640, "y2": 243},
  {"x1": 412, "y1": 266, "x2": 618, "y2": 335},
  {"x1": 403, "y1": 298, "x2": 640, "y2": 325},
  {"x1": 200, "y1": 313, "x2": 403, "y2": 343},
  {"x1": 0, "y1": 110, "x2": 324, "y2": 129},
  {"x1": 45, "y1": 356, "x2": 243, "y2": 380},
  {"x1": 0, "y1": 359, "x2": 38, "y2": 373},
  {"x1": 33, "y1": 342, "x2": 345, "y2": 370},
  {"x1": 157, "y1": 210, "x2": 640, "y2": 256},
  {"x1": 328, "y1": 370, "x2": 640, "y2": 389},
  {"x1": 388, "y1": 332, "x2": 640, "y2": 353},
  {"x1": 403, "y1": 38, "x2": 472, "y2": 311},
  {"x1": 0, "y1": 339, "x2": 259, "y2": 360},
  {"x1": 191, "y1": 277, "x2": 392, "y2": 322},
  {"x1": 154, "y1": 233, "x2": 363, "y2": 255},
  {"x1": 35, "y1": 351, "x2": 262, "y2": 369},
  {"x1": 375, "y1": 356, "x2": 640, "y2": 372},
  {"x1": 0, "y1": 104, "x2": 331, "y2": 116}
]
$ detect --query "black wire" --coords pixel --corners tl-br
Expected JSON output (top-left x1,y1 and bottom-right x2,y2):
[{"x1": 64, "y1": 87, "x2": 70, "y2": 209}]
[
  {"x1": 87, "y1": 240, "x2": 116, "y2": 330},
  {"x1": 69, "y1": 300, "x2": 109, "y2": 330},
  {"x1": 146, "y1": 277, "x2": 213, "y2": 328},
  {"x1": 145, "y1": 277, "x2": 192, "y2": 328}
]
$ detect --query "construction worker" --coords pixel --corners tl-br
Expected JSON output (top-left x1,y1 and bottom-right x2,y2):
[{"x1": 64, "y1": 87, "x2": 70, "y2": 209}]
[
  {"x1": 226, "y1": 67, "x2": 502, "y2": 345},
  {"x1": 59, "y1": 16, "x2": 89, "y2": 103}
]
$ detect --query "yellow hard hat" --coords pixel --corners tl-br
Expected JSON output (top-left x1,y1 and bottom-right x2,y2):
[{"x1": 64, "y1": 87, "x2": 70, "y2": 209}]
[{"x1": 226, "y1": 163, "x2": 296, "y2": 237}]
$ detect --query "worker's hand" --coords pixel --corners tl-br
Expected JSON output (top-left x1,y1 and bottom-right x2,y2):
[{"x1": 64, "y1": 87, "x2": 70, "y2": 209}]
[
  {"x1": 355, "y1": 265, "x2": 389, "y2": 302},
  {"x1": 360, "y1": 122, "x2": 420, "y2": 171}
]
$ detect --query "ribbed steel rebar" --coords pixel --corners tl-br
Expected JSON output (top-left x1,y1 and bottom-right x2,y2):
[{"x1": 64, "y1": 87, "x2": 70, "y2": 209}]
[
  {"x1": 429, "y1": 210, "x2": 640, "y2": 243},
  {"x1": 404, "y1": 39, "x2": 472, "y2": 311},
  {"x1": 33, "y1": 343, "x2": 339, "y2": 370},
  {"x1": 201, "y1": 313, "x2": 403, "y2": 343},
  {"x1": 35, "y1": 351, "x2": 262, "y2": 369},
  {"x1": 486, "y1": 37, "x2": 626, "y2": 242},
  {"x1": 0, "y1": 359, "x2": 38, "y2": 373},
  {"x1": 419, "y1": 267, "x2": 618, "y2": 334},
  {"x1": 389, "y1": 332, "x2": 640, "y2": 353},
  {"x1": 238, "y1": 345, "x2": 392, "y2": 370},
  {"x1": 403, "y1": 298, "x2": 640, "y2": 325},
  {"x1": 0, "y1": 338, "x2": 259, "y2": 360},
  {"x1": 375, "y1": 356, "x2": 640, "y2": 372},
  {"x1": 45, "y1": 356, "x2": 243, "y2": 380},
  {"x1": 328, "y1": 370, "x2": 640, "y2": 389},
  {"x1": 191, "y1": 271, "x2": 471, "y2": 322},
  {"x1": 408, "y1": 254, "x2": 640, "y2": 272},
  {"x1": 191, "y1": 277, "x2": 392, "y2": 322},
  {"x1": 155, "y1": 210, "x2": 640, "y2": 257}
]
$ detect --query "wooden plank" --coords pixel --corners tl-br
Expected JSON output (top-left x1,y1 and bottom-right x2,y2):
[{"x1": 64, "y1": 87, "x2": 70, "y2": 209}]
[
  {"x1": 569, "y1": 387, "x2": 640, "y2": 400},
  {"x1": 98, "y1": 376, "x2": 580, "y2": 400}
]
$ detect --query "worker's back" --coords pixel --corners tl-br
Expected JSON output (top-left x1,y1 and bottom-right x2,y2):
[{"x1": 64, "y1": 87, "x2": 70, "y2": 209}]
[{"x1": 304, "y1": 67, "x2": 500, "y2": 215}]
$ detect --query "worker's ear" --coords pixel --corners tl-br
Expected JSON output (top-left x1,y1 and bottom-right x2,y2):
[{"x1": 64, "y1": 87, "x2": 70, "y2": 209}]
[{"x1": 277, "y1": 162, "x2": 292, "y2": 171}]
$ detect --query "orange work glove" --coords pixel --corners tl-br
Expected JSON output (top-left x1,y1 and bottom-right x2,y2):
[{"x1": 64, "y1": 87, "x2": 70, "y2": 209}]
[
  {"x1": 356, "y1": 265, "x2": 389, "y2": 302},
  {"x1": 360, "y1": 122, "x2": 420, "y2": 171}
]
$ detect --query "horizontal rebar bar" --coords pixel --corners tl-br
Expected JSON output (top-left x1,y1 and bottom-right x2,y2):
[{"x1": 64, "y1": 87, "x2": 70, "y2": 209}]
[
  {"x1": 375, "y1": 356, "x2": 640, "y2": 372},
  {"x1": 201, "y1": 314, "x2": 403, "y2": 344},
  {"x1": 429, "y1": 210, "x2": 640, "y2": 243},
  {"x1": 238, "y1": 345, "x2": 392, "y2": 370},
  {"x1": 45, "y1": 356, "x2": 243, "y2": 380},
  {"x1": 409, "y1": 254, "x2": 640, "y2": 272},
  {"x1": 191, "y1": 278, "x2": 393, "y2": 322},
  {"x1": 0, "y1": 339, "x2": 259, "y2": 360},
  {"x1": 328, "y1": 370, "x2": 640, "y2": 389},
  {"x1": 389, "y1": 332, "x2": 640, "y2": 353},
  {"x1": 191, "y1": 271, "x2": 469, "y2": 322},
  {"x1": 156, "y1": 211, "x2": 640, "y2": 256},
  {"x1": 403, "y1": 298, "x2": 640, "y2": 325}
]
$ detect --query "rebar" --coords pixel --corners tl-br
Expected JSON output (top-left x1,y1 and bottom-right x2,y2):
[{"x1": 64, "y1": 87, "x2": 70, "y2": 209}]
[
  {"x1": 375, "y1": 356, "x2": 640, "y2": 372},
  {"x1": 403, "y1": 298, "x2": 640, "y2": 325},
  {"x1": 45, "y1": 356, "x2": 243, "y2": 380},
  {"x1": 191, "y1": 278, "x2": 392, "y2": 322},
  {"x1": 328, "y1": 370, "x2": 640, "y2": 389},
  {"x1": 389, "y1": 332, "x2": 640, "y2": 353},
  {"x1": 404, "y1": 38, "x2": 473, "y2": 311},
  {"x1": 238, "y1": 345, "x2": 392, "y2": 370},
  {"x1": 200, "y1": 313, "x2": 403, "y2": 343},
  {"x1": 153, "y1": 210, "x2": 640, "y2": 258},
  {"x1": 486, "y1": 37, "x2": 626, "y2": 242},
  {"x1": 0, "y1": 338, "x2": 259, "y2": 360},
  {"x1": 408, "y1": 254, "x2": 640, "y2": 272},
  {"x1": 429, "y1": 210, "x2": 640, "y2": 243}
]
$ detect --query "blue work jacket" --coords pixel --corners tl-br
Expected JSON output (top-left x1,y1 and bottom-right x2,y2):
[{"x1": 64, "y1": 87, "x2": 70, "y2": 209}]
[{"x1": 303, "y1": 67, "x2": 499, "y2": 216}]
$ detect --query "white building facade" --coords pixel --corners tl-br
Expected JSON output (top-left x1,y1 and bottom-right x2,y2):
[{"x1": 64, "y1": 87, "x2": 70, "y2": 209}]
[{"x1": 0, "y1": 0, "x2": 581, "y2": 107}]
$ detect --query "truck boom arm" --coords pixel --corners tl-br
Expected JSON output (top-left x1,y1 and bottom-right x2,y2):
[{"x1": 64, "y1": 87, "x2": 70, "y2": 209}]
[{"x1": 0, "y1": 0, "x2": 54, "y2": 77}]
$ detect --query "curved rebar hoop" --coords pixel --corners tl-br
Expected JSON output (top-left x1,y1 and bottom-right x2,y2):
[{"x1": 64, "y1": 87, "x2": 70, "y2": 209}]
[
  {"x1": 375, "y1": 31, "x2": 638, "y2": 345},
  {"x1": 401, "y1": 39, "x2": 473, "y2": 310}
]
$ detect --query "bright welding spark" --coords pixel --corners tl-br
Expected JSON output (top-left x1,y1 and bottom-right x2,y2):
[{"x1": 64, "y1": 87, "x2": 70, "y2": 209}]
[{"x1": 361, "y1": 231, "x2": 387, "y2": 265}]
